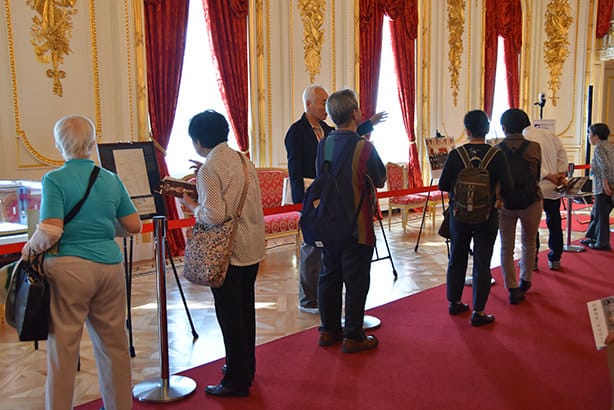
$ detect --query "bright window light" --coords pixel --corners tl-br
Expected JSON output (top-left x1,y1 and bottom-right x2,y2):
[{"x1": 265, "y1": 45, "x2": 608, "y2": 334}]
[
  {"x1": 486, "y1": 36, "x2": 509, "y2": 141},
  {"x1": 370, "y1": 18, "x2": 411, "y2": 164},
  {"x1": 166, "y1": 1, "x2": 234, "y2": 178}
]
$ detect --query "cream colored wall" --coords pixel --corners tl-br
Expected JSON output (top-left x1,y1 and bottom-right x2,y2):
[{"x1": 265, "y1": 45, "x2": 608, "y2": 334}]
[
  {"x1": 250, "y1": 0, "x2": 355, "y2": 168},
  {"x1": 0, "y1": 0, "x2": 146, "y2": 181}
]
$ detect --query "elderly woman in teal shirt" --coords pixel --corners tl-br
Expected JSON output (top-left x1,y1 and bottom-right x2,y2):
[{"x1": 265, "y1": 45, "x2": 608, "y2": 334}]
[{"x1": 22, "y1": 114, "x2": 141, "y2": 410}]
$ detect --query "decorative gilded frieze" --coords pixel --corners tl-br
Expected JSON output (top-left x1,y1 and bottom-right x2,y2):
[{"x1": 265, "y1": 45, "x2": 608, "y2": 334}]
[
  {"x1": 27, "y1": 0, "x2": 78, "y2": 97},
  {"x1": 543, "y1": 0, "x2": 573, "y2": 106},
  {"x1": 447, "y1": 0, "x2": 465, "y2": 106},
  {"x1": 297, "y1": 0, "x2": 325, "y2": 83}
]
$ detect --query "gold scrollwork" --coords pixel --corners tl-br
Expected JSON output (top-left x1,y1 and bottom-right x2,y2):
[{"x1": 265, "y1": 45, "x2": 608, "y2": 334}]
[
  {"x1": 27, "y1": 0, "x2": 78, "y2": 97},
  {"x1": 447, "y1": 0, "x2": 465, "y2": 106},
  {"x1": 297, "y1": 0, "x2": 325, "y2": 83},
  {"x1": 544, "y1": 0, "x2": 573, "y2": 106}
]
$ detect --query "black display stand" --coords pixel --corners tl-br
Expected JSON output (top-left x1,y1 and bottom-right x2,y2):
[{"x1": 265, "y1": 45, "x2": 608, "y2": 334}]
[{"x1": 98, "y1": 142, "x2": 197, "y2": 356}]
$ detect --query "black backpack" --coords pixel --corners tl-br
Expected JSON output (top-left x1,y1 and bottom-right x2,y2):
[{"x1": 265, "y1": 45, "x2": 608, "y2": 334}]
[
  {"x1": 499, "y1": 140, "x2": 539, "y2": 209},
  {"x1": 300, "y1": 138, "x2": 363, "y2": 248},
  {"x1": 453, "y1": 146, "x2": 499, "y2": 224}
]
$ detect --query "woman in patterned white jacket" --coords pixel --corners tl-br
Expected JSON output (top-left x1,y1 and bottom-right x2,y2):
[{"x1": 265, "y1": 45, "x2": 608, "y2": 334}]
[{"x1": 180, "y1": 110, "x2": 265, "y2": 398}]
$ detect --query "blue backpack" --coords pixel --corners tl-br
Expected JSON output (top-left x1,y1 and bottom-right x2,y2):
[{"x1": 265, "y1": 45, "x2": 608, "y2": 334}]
[{"x1": 300, "y1": 138, "x2": 364, "y2": 248}]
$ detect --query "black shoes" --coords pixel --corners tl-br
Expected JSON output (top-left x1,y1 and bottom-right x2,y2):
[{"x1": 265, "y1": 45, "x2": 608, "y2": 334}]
[
  {"x1": 448, "y1": 301, "x2": 470, "y2": 315},
  {"x1": 509, "y1": 288, "x2": 525, "y2": 304},
  {"x1": 519, "y1": 279, "x2": 531, "y2": 293},
  {"x1": 588, "y1": 243, "x2": 611, "y2": 251},
  {"x1": 205, "y1": 383, "x2": 249, "y2": 397},
  {"x1": 470, "y1": 312, "x2": 495, "y2": 326},
  {"x1": 579, "y1": 238, "x2": 595, "y2": 245}
]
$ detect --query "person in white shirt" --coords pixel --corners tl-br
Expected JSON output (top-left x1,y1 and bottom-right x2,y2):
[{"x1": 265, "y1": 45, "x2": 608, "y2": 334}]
[
  {"x1": 524, "y1": 125, "x2": 568, "y2": 270},
  {"x1": 180, "y1": 110, "x2": 265, "y2": 397}
]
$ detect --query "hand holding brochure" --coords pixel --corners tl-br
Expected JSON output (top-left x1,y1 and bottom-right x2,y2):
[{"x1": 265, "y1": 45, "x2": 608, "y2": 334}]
[
  {"x1": 158, "y1": 176, "x2": 198, "y2": 200},
  {"x1": 587, "y1": 296, "x2": 614, "y2": 350}
]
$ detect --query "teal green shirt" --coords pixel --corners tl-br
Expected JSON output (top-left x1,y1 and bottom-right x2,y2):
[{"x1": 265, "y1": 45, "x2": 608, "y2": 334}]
[{"x1": 40, "y1": 159, "x2": 137, "y2": 264}]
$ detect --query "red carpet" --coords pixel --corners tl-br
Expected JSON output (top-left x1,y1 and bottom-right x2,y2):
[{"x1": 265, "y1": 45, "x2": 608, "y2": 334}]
[{"x1": 77, "y1": 240, "x2": 613, "y2": 410}]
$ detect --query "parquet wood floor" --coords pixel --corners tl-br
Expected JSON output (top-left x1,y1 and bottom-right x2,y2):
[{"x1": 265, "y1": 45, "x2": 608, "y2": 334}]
[{"x1": 0, "y1": 211, "x2": 585, "y2": 409}]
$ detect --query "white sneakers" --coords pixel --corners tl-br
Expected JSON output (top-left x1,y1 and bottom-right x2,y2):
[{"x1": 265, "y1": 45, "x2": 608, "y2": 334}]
[{"x1": 299, "y1": 306, "x2": 320, "y2": 315}]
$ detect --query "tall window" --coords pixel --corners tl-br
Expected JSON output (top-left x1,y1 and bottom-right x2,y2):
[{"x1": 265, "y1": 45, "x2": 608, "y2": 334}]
[
  {"x1": 369, "y1": 19, "x2": 410, "y2": 164},
  {"x1": 166, "y1": 1, "x2": 234, "y2": 178},
  {"x1": 486, "y1": 37, "x2": 509, "y2": 141}
]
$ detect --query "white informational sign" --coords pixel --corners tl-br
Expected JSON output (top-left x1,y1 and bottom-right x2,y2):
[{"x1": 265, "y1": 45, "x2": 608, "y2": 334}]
[
  {"x1": 587, "y1": 296, "x2": 614, "y2": 350},
  {"x1": 112, "y1": 149, "x2": 152, "y2": 197},
  {"x1": 533, "y1": 119, "x2": 556, "y2": 133}
]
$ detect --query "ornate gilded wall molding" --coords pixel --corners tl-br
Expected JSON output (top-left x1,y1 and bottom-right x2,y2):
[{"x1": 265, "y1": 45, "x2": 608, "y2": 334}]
[
  {"x1": 543, "y1": 0, "x2": 573, "y2": 106},
  {"x1": 447, "y1": 0, "x2": 465, "y2": 106},
  {"x1": 297, "y1": 0, "x2": 325, "y2": 83},
  {"x1": 6, "y1": 0, "x2": 102, "y2": 167},
  {"x1": 27, "y1": 0, "x2": 78, "y2": 97}
]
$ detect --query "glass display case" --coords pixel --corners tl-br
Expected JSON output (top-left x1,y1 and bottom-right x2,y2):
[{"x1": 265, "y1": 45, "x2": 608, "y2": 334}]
[{"x1": 0, "y1": 180, "x2": 42, "y2": 235}]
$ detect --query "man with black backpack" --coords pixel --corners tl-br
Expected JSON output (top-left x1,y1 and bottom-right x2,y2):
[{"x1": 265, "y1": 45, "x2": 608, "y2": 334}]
[
  {"x1": 497, "y1": 109, "x2": 543, "y2": 305},
  {"x1": 439, "y1": 110, "x2": 512, "y2": 326},
  {"x1": 284, "y1": 85, "x2": 386, "y2": 315},
  {"x1": 301, "y1": 89, "x2": 386, "y2": 353}
]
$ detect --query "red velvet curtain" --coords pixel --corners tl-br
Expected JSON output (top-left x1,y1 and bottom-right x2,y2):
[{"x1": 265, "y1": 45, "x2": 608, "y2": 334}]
[
  {"x1": 484, "y1": 0, "x2": 522, "y2": 117},
  {"x1": 597, "y1": 0, "x2": 614, "y2": 38},
  {"x1": 144, "y1": 0, "x2": 189, "y2": 256},
  {"x1": 359, "y1": 0, "x2": 385, "y2": 125},
  {"x1": 359, "y1": 0, "x2": 422, "y2": 188},
  {"x1": 202, "y1": 0, "x2": 249, "y2": 152}
]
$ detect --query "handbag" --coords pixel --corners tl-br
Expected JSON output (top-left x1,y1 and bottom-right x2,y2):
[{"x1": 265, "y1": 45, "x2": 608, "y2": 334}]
[
  {"x1": 438, "y1": 206, "x2": 451, "y2": 239},
  {"x1": 5, "y1": 166, "x2": 100, "y2": 341},
  {"x1": 183, "y1": 153, "x2": 249, "y2": 287},
  {"x1": 5, "y1": 253, "x2": 50, "y2": 341}
]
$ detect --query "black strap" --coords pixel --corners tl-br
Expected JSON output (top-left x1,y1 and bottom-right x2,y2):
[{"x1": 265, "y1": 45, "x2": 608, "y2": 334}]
[{"x1": 64, "y1": 166, "x2": 100, "y2": 225}]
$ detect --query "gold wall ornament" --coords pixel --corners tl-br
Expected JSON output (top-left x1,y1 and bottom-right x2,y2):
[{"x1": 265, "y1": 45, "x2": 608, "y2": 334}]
[
  {"x1": 447, "y1": 0, "x2": 465, "y2": 106},
  {"x1": 26, "y1": 0, "x2": 78, "y2": 97},
  {"x1": 297, "y1": 0, "x2": 325, "y2": 83},
  {"x1": 543, "y1": 0, "x2": 573, "y2": 106}
]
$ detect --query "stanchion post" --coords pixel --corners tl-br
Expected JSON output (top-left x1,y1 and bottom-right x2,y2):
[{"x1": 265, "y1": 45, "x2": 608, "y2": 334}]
[{"x1": 132, "y1": 216, "x2": 196, "y2": 402}]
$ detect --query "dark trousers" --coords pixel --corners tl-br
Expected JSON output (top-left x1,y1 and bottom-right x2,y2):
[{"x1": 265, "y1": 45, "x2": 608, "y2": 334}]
[
  {"x1": 586, "y1": 193, "x2": 613, "y2": 248},
  {"x1": 211, "y1": 263, "x2": 259, "y2": 390},
  {"x1": 446, "y1": 212, "x2": 498, "y2": 312},
  {"x1": 536, "y1": 198, "x2": 563, "y2": 262},
  {"x1": 319, "y1": 241, "x2": 374, "y2": 340}
]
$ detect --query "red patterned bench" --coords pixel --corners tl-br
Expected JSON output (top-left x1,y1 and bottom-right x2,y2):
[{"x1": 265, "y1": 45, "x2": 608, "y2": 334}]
[{"x1": 256, "y1": 168, "x2": 301, "y2": 245}]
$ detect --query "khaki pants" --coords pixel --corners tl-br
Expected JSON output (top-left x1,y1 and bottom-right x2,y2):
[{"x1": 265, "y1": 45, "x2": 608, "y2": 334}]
[{"x1": 44, "y1": 256, "x2": 132, "y2": 410}]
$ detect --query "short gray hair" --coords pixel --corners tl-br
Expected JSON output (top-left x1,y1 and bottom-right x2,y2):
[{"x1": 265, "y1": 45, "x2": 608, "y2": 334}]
[
  {"x1": 53, "y1": 115, "x2": 97, "y2": 160},
  {"x1": 302, "y1": 84, "x2": 325, "y2": 111},
  {"x1": 325, "y1": 89, "x2": 358, "y2": 127}
]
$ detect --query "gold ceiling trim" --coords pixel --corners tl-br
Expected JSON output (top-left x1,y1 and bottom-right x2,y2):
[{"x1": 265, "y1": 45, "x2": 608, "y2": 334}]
[
  {"x1": 6, "y1": 0, "x2": 102, "y2": 167},
  {"x1": 26, "y1": 0, "x2": 77, "y2": 97},
  {"x1": 543, "y1": 0, "x2": 573, "y2": 107},
  {"x1": 297, "y1": 0, "x2": 325, "y2": 83},
  {"x1": 447, "y1": 0, "x2": 465, "y2": 106}
]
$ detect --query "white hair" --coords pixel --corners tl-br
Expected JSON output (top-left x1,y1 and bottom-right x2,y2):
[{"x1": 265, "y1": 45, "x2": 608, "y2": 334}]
[
  {"x1": 53, "y1": 115, "x2": 97, "y2": 160},
  {"x1": 302, "y1": 84, "x2": 326, "y2": 111}
]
